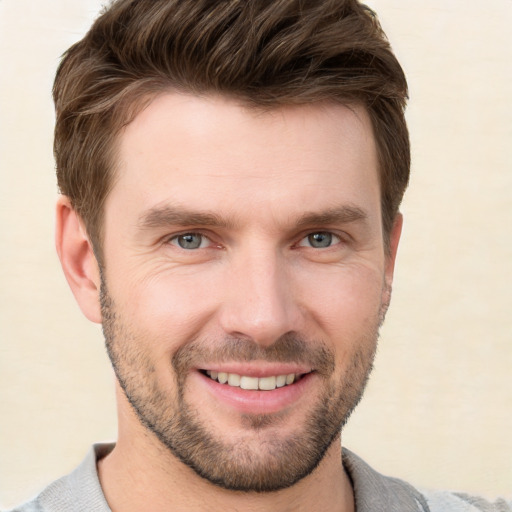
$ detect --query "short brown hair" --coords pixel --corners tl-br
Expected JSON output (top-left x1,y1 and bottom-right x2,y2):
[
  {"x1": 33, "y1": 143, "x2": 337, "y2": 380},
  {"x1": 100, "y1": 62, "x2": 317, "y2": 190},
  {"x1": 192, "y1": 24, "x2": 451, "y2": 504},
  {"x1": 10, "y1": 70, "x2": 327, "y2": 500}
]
[{"x1": 53, "y1": 0, "x2": 409, "y2": 261}]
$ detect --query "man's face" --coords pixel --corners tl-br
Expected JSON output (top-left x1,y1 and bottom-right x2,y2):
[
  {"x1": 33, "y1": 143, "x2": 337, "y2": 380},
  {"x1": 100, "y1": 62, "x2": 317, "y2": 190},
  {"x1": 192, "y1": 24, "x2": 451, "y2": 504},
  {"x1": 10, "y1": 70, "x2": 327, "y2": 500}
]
[{"x1": 99, "y1": 94, "x2": 397, "y2": 491}]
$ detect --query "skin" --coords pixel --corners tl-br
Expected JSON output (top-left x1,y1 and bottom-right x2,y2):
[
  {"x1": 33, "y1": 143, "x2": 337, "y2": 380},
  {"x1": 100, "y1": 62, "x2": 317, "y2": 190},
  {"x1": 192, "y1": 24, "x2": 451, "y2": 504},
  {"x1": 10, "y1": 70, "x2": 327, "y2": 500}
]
[{"x1": 56, "y1": 93, "x2": 402, "y2": 512}]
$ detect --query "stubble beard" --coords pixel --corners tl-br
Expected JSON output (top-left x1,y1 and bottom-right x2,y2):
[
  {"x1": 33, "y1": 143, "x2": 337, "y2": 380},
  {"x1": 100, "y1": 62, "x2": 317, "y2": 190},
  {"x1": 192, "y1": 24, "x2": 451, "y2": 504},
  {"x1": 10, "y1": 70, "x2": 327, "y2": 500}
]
[{"x1": 100, "y1": 280, "x2": 382, "y2": 493}]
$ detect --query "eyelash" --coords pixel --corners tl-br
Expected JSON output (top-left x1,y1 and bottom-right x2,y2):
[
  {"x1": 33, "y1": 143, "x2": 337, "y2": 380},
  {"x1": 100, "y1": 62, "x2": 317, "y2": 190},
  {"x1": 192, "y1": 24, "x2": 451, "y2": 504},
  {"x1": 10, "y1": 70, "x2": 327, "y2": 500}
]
[
  {"x1": 166, "y1": 230, "x2": 345, "y2": 251},
  {"x1": 167, "y1": 232, "x2": 215, "y2": 250},
  {"x1": 297, "y1": 231, "x2": 342, "y2": 249}
]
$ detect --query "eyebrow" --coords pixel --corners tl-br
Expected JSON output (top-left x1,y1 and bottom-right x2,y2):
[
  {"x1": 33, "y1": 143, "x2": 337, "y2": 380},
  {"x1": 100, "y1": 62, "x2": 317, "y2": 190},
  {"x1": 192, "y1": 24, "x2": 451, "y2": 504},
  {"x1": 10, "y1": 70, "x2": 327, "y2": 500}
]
[
  {"x1": 138, "y1": 206, "x2": 238, "y2": 230},
  {"x1": 138, "y1": 204, "x2": 368, "y2": 231},
  {"x1": 295, "y1": 205, "x2": 368, "y2": 229}
]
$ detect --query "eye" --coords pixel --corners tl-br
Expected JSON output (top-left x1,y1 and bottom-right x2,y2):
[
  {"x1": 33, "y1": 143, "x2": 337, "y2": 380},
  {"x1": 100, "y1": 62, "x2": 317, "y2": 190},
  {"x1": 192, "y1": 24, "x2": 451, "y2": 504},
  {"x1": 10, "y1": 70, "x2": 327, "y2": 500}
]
[
  {"x1": 299, "y1": 232, "x2": 341, "y2": 249},
  {"x1": 169, "y1": 233, "x2": 210, "y2": 250}
]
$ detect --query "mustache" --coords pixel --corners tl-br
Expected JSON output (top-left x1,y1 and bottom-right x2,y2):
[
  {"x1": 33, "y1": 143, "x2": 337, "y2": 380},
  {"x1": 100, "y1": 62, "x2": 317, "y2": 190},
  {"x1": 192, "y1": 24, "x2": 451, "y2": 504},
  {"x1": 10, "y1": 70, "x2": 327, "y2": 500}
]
[{"x1": 172, "y1": 333, "x2": 335, "y2": 377}]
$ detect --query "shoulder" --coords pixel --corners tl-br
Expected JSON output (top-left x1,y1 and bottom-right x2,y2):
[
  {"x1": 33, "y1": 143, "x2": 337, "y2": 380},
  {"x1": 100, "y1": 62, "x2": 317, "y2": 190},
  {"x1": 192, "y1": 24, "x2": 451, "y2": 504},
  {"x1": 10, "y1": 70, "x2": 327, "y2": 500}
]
[
  {"x1": 343, "y1": 448, "x2": 511, "y2": 512},
  {"x1": 5, "y1": 444, "x2": 113, "y2": 512},
  {"x1": 422, "y1": 489, "x2": 512, "y2": 512},
  {"x1": 5, "y1": 501, "x2": 43, "y2": 512}
]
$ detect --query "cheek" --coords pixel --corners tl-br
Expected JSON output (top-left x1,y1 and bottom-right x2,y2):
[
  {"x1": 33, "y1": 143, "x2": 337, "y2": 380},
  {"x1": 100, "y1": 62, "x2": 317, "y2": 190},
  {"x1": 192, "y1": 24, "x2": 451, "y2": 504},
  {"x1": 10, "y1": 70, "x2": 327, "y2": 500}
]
[
  {"x1": 299, "y1": 264, "x2": 385, "y2": 338},
  {"x1": 106, "y1": 254, "x2": 385, "y2": 354},
  {"x1": 306, "y1": 269, "x2": 383, "y2": 382},
  {"x1": 112, "y1": 268, "x2": 221, "y2": 347}
]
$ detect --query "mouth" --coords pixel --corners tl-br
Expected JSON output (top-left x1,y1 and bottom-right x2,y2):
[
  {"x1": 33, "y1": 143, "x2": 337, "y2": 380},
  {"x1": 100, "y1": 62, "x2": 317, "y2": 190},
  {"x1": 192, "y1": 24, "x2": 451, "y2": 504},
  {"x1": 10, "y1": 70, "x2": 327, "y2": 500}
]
[
  {"x1": 201, "y1": 370, "x2": 307, "y2": 391},
  {"x1": 196, "y1": 367, "x2": 316, "y2": 415}
]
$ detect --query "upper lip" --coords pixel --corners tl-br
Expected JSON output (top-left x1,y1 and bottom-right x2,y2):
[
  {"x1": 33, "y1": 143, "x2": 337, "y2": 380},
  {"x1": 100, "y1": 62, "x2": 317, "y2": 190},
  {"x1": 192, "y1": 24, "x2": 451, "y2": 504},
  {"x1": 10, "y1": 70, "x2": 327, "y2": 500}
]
[{"x1": 197, "y1": 363, "x2": 313, "y2": 378}]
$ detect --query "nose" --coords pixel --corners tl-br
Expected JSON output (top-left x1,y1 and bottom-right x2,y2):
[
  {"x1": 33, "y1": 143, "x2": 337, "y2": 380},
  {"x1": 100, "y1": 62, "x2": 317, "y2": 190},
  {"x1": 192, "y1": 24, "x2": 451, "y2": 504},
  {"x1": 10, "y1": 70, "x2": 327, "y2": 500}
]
[{"x1": 218, "y1": 246, "x2": 303, "y2": 347}]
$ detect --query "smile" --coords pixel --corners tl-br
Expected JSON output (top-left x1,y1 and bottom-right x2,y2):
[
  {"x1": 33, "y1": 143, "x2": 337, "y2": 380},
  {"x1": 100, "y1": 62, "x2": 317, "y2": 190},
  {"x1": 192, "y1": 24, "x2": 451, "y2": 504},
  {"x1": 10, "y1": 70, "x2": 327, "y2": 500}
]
[{"x1": 204, "y1": 370, "x2": 305, "y2": 391}]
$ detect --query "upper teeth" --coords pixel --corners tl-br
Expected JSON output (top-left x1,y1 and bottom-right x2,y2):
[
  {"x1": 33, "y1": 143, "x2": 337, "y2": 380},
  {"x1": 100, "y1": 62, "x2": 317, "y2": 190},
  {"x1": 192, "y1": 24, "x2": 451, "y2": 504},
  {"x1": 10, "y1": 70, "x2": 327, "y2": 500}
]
[{"x1": 205, "y1": 371, "x2": 298, "y2": 390}]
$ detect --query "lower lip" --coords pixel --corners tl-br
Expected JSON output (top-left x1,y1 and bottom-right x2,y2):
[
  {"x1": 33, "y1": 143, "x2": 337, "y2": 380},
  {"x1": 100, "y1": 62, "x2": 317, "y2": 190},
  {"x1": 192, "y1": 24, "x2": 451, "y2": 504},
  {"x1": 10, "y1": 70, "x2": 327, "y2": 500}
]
[{"x1": 194, "y1": 371, "x2": 315, "y2": 415}]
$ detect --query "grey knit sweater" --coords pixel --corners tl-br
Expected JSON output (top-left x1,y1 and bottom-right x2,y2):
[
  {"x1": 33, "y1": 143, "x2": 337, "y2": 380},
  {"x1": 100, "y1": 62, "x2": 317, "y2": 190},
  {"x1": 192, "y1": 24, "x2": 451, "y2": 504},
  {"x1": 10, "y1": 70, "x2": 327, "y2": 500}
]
[{"x1": 8, "y1": 444, "x2": 512, "y2": 512}]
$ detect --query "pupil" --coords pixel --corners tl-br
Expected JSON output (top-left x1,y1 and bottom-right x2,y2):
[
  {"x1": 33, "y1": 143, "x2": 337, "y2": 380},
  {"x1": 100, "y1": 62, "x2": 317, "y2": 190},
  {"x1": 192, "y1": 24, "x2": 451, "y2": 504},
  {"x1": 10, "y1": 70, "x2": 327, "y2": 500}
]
[{"x1": 309, "y1": 232, "x2": 331, "y2": 248}]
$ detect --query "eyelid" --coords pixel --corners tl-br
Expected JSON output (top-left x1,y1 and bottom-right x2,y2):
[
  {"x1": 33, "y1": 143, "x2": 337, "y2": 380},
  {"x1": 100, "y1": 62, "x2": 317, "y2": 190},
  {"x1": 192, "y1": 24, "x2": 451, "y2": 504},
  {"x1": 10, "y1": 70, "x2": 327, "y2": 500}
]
[
  {"x1": 162, "y1": 228, "x2": 349, "y2": 250},
  {"x1": 297, "y1": 231, "x2": 341, "y2": 248},
  {"x1": 174, "y1": 233, "x2": 207, "y2": 249},
  {"x1": 165, "y1": 230, "x2": 224, "y2": 251}
]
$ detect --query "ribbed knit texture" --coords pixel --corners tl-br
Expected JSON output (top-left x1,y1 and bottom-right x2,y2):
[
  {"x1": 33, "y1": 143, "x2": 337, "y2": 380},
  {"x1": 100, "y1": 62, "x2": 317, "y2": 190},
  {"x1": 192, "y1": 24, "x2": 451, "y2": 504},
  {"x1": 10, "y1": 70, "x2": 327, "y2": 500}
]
[{"x1": 8, "y1": 444, "x2": 511, "y2": 511}]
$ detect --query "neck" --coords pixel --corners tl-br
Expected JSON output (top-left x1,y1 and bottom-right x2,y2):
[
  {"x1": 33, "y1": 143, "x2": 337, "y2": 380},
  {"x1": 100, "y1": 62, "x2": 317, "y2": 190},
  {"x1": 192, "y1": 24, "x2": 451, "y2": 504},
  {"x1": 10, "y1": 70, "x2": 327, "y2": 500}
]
[
  {"x1": 97, "y1": 390, "x2": 354, "y2": 512},
  {"x1": 99, "y1": 439, "x2": 353, "y2": 512}
]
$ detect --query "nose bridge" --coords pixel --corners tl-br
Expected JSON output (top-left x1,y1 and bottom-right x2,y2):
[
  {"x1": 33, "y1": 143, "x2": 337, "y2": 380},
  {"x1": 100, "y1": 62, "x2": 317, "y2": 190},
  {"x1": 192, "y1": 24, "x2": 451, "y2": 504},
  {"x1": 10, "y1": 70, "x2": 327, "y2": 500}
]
[{"x1": 219, "y1": 242, "x2": 300, "y2": 346}]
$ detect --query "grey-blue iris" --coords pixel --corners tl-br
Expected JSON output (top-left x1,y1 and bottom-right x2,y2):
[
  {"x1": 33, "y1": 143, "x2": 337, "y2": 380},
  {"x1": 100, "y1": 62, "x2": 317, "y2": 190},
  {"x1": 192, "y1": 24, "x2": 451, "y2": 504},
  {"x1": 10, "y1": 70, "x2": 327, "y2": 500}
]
[
  {"x1": 178, "y1": 233, "x2": 202, "y2": 249},
  {"x1": 308, "y1": 232, "x2": 332, "y2": 248}
]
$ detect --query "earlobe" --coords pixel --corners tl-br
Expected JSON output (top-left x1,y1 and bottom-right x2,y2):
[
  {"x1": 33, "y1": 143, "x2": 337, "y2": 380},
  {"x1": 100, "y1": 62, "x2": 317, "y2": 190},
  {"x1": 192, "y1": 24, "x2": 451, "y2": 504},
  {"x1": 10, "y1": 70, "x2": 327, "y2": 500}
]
[{"x1": 55, "y1": 196, "x2": 102, "y2": 323}]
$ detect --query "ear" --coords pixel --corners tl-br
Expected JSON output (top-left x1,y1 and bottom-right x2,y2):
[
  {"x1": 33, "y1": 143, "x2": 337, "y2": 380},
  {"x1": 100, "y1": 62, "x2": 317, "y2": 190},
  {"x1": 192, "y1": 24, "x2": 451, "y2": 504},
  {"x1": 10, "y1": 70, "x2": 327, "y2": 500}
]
[
  {"x1": 379, "y1": 214, "x2": 403, "y2": 323},
  {"x1": 55, "y1": 196, "x2": 102, "y2": 323},
  {"x1": 384, "y1": 213, "x2": 403, "y2": 287}
]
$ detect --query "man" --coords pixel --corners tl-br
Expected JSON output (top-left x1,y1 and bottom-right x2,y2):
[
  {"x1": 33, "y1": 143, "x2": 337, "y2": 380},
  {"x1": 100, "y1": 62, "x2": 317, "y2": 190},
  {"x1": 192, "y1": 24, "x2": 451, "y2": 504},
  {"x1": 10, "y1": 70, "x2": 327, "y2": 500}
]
[{"x1": 9, "y1": 0, "x2": 511, "y2": 511}]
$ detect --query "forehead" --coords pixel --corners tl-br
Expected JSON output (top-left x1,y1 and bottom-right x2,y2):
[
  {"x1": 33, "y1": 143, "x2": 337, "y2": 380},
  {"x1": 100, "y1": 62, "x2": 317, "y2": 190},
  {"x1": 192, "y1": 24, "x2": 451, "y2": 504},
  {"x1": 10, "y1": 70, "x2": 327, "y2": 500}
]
[{"x1": 109, "y1": 93, "x2": 380, "y2": 225}]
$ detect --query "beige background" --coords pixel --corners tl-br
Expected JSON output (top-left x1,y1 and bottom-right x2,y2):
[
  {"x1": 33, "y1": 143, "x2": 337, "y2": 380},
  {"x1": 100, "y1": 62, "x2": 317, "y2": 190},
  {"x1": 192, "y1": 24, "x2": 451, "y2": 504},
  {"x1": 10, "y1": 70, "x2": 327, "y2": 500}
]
[{"x1": 0, "y1": 0, "x2": 511, "y2": 508}]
